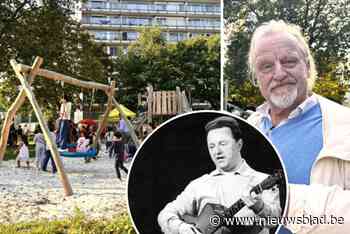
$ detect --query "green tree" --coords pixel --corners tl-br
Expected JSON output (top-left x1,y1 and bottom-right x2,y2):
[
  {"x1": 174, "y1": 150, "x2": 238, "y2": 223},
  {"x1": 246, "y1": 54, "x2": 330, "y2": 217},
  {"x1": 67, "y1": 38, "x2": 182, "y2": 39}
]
[
  {"x1": 224, "y1": 0, "x2": 350, "y2": 108},
  {"x1": 115, "y1": 28, "x2": 220, "y2": 109},
  {"x1": 172, "y1": 35, "x2": 220, "y2": 109},
  {"x1": 0, "y1": 0, "x2": 111, "y2": 117}
]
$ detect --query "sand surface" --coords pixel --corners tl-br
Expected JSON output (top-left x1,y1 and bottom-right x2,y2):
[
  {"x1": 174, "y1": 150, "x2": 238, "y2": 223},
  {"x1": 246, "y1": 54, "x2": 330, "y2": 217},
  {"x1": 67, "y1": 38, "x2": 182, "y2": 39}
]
[{"x1": 0, "y1": 148, "x2": 129, "y2": 223}]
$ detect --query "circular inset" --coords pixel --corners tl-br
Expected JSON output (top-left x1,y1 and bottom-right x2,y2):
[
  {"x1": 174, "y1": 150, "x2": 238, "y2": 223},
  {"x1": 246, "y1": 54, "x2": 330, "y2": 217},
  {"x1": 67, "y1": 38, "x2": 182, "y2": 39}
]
[{"x1": 127, "y1": 111, "x2": 287, "y2": 234}]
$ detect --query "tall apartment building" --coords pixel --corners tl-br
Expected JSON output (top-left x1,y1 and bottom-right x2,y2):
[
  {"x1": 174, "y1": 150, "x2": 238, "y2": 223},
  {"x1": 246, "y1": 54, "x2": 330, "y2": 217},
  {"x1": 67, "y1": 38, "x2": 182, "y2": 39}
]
[{"x1": 75, "y1": 0, "x2": 221, "y2": 56}]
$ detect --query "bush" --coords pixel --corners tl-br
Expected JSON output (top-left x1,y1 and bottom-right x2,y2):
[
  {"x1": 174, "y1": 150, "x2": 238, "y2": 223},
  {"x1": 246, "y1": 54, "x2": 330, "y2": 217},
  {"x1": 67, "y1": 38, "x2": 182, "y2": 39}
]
[{"x1": 0, "y1": 209, "x2": 136, "y2": 234}]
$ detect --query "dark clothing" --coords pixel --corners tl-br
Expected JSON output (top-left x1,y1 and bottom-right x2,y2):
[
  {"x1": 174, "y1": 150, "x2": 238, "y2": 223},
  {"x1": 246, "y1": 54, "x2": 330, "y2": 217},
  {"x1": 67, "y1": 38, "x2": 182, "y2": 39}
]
[
  {"x1": 128, "y1": 143, "x2": 137, "y2": 158},
  {"x1": 112, "y1": 140, "x2": 128, "y2": 179},
  {"x1": 42, "y1": 150, "x2": 57, "y2": 173},
  {"x1": 8, "y1": 125, "x2": 16, "y2": 146},
  {"x1": 115, "y1": 157, "x2": 128, "y2": 179},
  {"x1": 58, "y1": 119, "x2": 70, "y2": 149},
  {"x1": 17, "y1": 127, "x2": 23, "y2": 138}
]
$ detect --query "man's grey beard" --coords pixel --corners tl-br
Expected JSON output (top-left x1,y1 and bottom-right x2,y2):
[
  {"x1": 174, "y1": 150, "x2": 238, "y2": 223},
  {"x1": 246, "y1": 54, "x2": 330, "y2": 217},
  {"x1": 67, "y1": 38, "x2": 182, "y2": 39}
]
[{"x1": 269, "y1": 87, "x2": 298, "y2": 109}]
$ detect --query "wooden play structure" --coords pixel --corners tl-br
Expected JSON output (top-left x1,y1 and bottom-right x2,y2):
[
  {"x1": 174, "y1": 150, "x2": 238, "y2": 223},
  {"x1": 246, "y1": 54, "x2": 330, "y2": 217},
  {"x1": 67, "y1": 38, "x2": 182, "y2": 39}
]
[
  {"x1": 0, "y1": 56, "x2": 140, "y2": 196},
  {"x1": 142, "y1": 85, "x2": 191, "y2": 123}
]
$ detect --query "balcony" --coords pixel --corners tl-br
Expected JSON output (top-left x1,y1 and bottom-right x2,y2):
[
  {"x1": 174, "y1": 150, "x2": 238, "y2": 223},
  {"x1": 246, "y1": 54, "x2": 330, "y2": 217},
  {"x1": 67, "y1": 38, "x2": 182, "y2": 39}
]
[
  {"x1": 81, "y1": 2, "x2": 220, "y2": 17},
  {"x1": 81, "y1": 17, "x2": 220, "y2": 31}
]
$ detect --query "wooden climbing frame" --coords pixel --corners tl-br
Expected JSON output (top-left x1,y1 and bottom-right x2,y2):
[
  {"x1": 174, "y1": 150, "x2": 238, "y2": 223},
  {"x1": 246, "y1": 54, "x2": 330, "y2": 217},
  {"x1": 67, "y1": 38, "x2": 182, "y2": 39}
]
[{"x1": 145, "y1": 85, "x2": 191, "y2": 123}]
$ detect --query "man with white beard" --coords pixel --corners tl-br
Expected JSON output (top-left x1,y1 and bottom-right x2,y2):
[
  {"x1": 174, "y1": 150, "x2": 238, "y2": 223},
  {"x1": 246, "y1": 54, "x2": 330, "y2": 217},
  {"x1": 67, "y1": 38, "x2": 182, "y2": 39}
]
[{"x1": 247, "y1": 20, "x2": 350, "y2": 234}]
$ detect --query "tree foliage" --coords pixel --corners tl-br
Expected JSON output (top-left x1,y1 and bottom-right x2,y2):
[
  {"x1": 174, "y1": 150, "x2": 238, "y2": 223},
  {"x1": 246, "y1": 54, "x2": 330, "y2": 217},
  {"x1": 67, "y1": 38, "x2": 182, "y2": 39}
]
[
  {"x1": 224, "y1": 0, "x2": 350, "y2": 108},
  {"x1": 0, "y1": 0, "x2": 111, "y2": 117},
  {"x1": 115, "y1": 28, "x2": 220, "y2": 109}
]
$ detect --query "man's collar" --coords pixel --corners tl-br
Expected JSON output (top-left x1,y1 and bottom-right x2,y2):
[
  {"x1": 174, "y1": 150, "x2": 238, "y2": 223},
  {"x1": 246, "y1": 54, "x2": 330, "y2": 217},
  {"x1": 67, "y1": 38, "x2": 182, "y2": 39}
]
[
  {"x1": 256, "y1": 94, "x2": 318, "y2": 121},
  {"x1": 210, "y1": 159, "x2": 253, "y2": 177}
]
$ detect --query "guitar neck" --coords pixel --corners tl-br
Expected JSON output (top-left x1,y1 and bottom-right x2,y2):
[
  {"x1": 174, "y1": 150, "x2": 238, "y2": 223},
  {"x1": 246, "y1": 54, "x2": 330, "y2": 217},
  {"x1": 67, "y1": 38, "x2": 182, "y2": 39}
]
[
  {"x1": 224, "y1": 199, "x2": 246, "y2": 218},
  {"x1": 224, "y1": 173, "x2": 282, "y2": 218}
]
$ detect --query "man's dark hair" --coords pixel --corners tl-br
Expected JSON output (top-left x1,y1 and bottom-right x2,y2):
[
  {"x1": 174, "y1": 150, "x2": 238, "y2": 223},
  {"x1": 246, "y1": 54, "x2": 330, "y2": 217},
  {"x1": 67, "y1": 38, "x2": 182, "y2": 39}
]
[
  {"x1": 205, "y1": 116, "x2": 242, "y2": 140},
  {"x1": 48, "y1": 121, "x2": 55, "y2": 132},
  {"x1": 34, "y1": 125, "x2": 42, "y2": 134},
  {"x1": 114, "y1": 131, "x2": 122, "y2": 138}
]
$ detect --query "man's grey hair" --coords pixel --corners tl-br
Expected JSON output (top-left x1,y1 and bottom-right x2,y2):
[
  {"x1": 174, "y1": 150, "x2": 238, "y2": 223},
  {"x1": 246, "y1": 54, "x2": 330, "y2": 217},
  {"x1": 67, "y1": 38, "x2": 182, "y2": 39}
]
[{"x1": 248, "y1": 20, "x2": 317, "y2": 91}]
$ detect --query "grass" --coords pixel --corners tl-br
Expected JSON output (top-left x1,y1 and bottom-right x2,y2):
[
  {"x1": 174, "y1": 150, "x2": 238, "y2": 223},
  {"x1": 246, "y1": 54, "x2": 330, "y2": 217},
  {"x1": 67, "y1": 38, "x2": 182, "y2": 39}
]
[{"x1": 0, "y1": 209, "x2": 136, "y2": 234}]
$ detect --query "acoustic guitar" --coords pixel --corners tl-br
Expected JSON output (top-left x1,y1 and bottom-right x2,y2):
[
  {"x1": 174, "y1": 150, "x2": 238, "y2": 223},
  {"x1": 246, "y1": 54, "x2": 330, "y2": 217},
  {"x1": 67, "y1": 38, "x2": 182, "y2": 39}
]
[{"x1": 181, "y1": 172, "x2": 283, "y2": 234}]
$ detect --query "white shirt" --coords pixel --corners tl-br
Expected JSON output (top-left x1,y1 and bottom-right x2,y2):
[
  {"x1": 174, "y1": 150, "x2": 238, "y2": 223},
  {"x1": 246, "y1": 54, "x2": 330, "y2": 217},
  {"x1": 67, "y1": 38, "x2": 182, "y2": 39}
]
[
  {"x1": 256, "y1": 94, "x2": 318, "y2": 129},
  {"x1": 158, "y1": 160, "x2": 281, "y2": 234},
  {"x1": 74, "y1": 109, "x2": 83, "y2": 124},
  {"x1": 60, "y1": 102, "x2": 72, "y2": 120}
]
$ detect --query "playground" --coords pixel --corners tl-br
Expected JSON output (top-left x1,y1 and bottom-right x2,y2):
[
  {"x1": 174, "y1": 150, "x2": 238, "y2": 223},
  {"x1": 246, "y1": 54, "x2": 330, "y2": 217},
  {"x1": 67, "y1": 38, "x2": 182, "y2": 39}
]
[
  {"x1": 0, "y1": 147, "x2": 129, "y2": 224},
  {"x1": 0, "y1": 56, "x2": 194, "y2": 229}
]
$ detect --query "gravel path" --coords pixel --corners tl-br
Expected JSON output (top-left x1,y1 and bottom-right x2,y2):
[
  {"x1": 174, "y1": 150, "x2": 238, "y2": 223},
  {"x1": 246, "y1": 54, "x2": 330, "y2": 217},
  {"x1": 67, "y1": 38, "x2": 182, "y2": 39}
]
[{"x1": 0, "y1": 149, "x2": 129, "y2": 224}]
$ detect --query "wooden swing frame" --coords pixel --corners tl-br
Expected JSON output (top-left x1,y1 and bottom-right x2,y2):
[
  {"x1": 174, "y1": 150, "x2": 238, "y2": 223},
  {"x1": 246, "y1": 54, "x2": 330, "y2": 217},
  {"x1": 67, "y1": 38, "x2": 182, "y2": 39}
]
[{"x1": 0, "y1": 56, "x2": 140, "y2": 196}]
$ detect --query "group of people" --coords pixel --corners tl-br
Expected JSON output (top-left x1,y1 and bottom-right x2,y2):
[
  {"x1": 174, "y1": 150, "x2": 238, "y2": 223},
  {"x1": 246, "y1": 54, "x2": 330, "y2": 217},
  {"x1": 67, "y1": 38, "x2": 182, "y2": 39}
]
[
  {"x1": 8, "y1": 124, "x2": 28, "y2": 148},
  {"x1": 15, "y1": 121, "x2": 57, "y2": 172},
  {"x1": 14, "y1": 93, "x2": 135, "y2": 181}
]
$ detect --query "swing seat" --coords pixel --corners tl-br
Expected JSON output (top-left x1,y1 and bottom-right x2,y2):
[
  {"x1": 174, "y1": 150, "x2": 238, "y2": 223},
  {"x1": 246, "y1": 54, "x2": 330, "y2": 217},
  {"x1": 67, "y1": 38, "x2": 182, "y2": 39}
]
[{"x1": 60, "y1": 148, "x2": 97, "y2": 158}]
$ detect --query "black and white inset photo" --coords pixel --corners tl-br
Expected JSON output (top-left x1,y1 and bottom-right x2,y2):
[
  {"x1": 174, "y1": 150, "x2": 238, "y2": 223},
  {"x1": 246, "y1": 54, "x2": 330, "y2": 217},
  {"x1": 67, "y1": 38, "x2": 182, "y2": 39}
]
[{"x1": 127, "y1": 111, "x2": 287, "y2": 234}]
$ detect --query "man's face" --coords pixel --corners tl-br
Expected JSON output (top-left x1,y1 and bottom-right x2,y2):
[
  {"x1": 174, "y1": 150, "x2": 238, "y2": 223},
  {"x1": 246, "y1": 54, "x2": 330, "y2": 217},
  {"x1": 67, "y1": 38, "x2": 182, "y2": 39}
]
[
  {"x1": 254, "y1": 32, "x2": 309, "y2": 110},
  {"x1": 207, "y1": 127, "x2": 242, "y2": 172}
]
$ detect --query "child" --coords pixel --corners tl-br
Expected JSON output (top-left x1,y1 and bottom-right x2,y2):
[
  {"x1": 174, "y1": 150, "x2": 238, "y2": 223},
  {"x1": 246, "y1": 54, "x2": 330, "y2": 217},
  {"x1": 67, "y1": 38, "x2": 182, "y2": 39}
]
[
  {"x1": 33, "y1": 127, "x2": 46, "y2": 169},
  {"x1": 105, "y1": 126, "x2": 114, "y2": 157},
  {"x1": 76, "y1": 131, "x2": 90, "y2": 153},
  {"x1": 16, "y1": 138, "x2": 30, "y2": 168},
  {"x1": 112, "y1": 131, "x2": 128, "y2": 181}
]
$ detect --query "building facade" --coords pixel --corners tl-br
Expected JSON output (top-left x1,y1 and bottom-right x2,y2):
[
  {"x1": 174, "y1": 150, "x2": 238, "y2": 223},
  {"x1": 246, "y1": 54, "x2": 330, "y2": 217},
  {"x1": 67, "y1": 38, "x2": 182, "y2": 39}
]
[{"x1": 76, "y1": 0, "x2": 221, "y2": 55}]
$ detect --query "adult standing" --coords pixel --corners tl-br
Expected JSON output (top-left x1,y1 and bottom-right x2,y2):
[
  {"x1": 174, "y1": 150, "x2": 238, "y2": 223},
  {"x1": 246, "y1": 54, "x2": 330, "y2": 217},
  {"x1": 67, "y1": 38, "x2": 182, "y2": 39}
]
[
  {"x1": 57, "y1": 94, "x2": 72, "y2": 149},
  {"x1": 42, "y1": 121, "x2": 57, "y2": 173},
  {"x1": 33, "y1": 127, "x2": 46, "y2": 169},
  {"x1": 118, "y1": 117, "x2": 131, "y2": 143}
]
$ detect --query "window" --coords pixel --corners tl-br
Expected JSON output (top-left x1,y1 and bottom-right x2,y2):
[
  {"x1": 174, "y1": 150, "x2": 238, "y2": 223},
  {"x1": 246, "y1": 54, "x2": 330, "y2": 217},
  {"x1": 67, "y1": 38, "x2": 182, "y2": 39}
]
[
  {"x1": 126, "y1": 3, "x2": 148, "y2": 11},
  {"x1": 109, "y1": 47, "x2": 117, "y2": 56},
  {"x1": 168, "y1": 32, "x2": 187, "y2": 42},
  {"x1": 122, "y1": 32, "x2": 127, "y2": 40},
  {"x1": 127, "y1": 31, "x2": 139, "y2": 40},
  {"x1": 166, "y1": 3, "x2": 180, "y2": 12},
  {"x1": 154, "y1": 4, "x2": 166, "y2": 11},
  {"x1": 110, "y1": 32, "x2": 121, "y2": 40},
  {"x1": 188, "y1": 4, "x2": 203, "y2": 12},
  {"x1": 110, "y1": 16, "x2": 121, "y2": 25},
  {"x1": 188, "y1": 19, "x2": 201, "y2": 27},
  {"x1": 95, "y1": 31, "x2": 108, "y2": 40},
  {"x1": 90, "y1": 1, "x2": 106, "y2": 9},
  {"x1": 110, "y1": 2, "x2": 120, "y2": 10},
  {"x1": 156, "y1": 17, "x2": 166, "y2": 26},
  {"x1": 91, "y1": 16, "x2": 110, "y2": 25}
]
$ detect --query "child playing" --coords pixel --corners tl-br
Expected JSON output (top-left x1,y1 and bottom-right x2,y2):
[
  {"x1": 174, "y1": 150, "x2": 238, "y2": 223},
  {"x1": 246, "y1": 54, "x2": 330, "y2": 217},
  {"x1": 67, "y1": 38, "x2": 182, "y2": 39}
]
[
  {"x1": 111, "y1": 131, "x2": 128, "y2": 181},
  {"x1": 76, "y1": 131, "x2": 90, "y2": 153},
  {"x1": 16, "y1": 138, "x2": 30, "y2": 168}
]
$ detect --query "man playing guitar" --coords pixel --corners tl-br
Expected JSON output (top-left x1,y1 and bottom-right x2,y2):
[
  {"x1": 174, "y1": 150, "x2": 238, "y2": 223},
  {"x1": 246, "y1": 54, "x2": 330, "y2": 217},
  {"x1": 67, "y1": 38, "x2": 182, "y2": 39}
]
[{"x1": 158, "y1": 116, "x2": 282, "y2": 234}]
